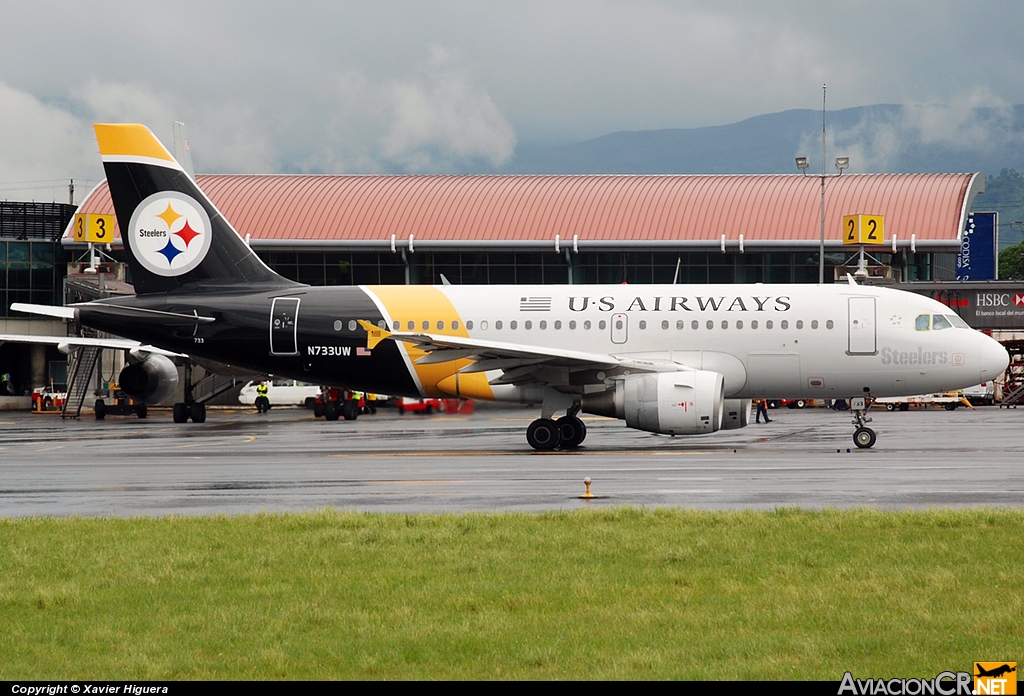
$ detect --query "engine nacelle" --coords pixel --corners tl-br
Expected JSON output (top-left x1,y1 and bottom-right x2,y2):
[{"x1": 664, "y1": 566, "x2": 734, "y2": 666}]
[
  {"x1": 721, "y1": 399, "x2": 751, "y2": 430},
  {"x1": 582, "y1": 369, "x2": 725, "y2": 435},
  {"x1": 118, "y1": 353, "x2": 178, "y2": 405}
]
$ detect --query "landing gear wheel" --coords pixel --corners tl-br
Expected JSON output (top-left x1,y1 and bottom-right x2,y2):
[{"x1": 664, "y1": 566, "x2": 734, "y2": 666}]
[
  {"x1": 853, "y1": 427, "x2": 876, "y2": 449},
  {"x1": 135, "y1": 403, "x2": 148, "y2": 419},
  {"x1": 189, "y1": 402, "x2": 206, "y2": 423},
  {"x1": 173, "y1": 402, "x2": 188, "y2": 423},
  {"x1": 94, "y1": 399, "x2": 106, "y2": 420},
  {"x1": 527, "y1": 418, "x2": 561, "y2": 451},
  {"x1": 342, "y1": 400, "x2": 359, "y2": 421},
  {"x1": 324, "y1": 401, "x2": 340, "y2": 421},
  {"x1": 555, "y1": 416, "x2": 586, "y2": 449}
]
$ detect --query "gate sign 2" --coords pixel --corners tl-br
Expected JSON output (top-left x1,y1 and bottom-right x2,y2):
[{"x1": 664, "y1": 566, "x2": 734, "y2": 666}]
[
  {"x1": 843, "y1": 214, "x2": 885, "y2": 245},
  {"x1": 956, "y1": 212, "x2": 997, "y2": 281}
]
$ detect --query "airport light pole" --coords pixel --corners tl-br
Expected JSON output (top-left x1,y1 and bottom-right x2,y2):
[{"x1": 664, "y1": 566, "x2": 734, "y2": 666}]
[{"x1": 796, "y1": 85, "x2": 849, "y2": 284}]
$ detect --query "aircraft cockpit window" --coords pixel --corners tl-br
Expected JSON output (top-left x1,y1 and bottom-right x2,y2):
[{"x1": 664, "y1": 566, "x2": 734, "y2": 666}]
[
  {"x1": 932, "y1": 315, "x2": 952, "y2": 330},
  {"x1": 915, "y1": 315, "x2": 930, "y2": 331},
  {"x1": 948, "y1": 314, "x2": 970, "y2": 329}
]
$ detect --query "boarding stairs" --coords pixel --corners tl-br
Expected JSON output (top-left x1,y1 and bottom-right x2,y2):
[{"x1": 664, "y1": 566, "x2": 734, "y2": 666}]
[{"x1": 62, "y1": 344, "x2": 100, "y2": 419}]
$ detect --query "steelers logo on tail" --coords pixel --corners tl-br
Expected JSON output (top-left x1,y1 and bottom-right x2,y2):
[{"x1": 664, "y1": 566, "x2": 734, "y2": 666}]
[{"x1": 127, "y1": 191, "x2": 213, "y2": 277}]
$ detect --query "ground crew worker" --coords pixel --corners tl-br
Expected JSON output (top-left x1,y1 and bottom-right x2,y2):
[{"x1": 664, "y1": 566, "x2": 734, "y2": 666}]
[{"x1": 256, "y1": 380, "x2": 270, "y2": 413}]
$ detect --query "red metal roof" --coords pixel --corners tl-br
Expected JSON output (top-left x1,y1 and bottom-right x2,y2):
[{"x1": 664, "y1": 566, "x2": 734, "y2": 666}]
[{"x1": 69, "y1": 173, "x2": 979, "y2": 247}]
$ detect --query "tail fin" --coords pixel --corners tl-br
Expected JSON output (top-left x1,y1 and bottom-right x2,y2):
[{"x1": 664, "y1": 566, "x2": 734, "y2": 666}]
[{"x1": 94, "y1": 123, "x2": 298, "y2": 295}]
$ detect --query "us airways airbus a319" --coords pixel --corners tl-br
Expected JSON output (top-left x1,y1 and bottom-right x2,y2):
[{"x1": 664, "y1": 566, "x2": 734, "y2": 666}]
[{"x1": 3, "y1": 124, "x2": 1010, "y2": 450}]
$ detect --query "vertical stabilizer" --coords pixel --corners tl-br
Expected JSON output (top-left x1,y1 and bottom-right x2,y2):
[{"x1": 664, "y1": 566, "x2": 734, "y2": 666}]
[{"x1": 94, "y1": 123, "x2": 298, "y2": 295}]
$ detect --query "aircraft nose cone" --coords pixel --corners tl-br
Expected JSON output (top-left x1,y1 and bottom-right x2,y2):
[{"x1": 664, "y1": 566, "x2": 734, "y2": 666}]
[{"x1": 978, "y1": 334, "x2": 1009, "y2": 382}]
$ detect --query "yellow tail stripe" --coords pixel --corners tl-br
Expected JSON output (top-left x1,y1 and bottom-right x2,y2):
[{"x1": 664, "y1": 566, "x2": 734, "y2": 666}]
[{"x1": 94, "y1": 124, "x2": 176, "y2": 162}]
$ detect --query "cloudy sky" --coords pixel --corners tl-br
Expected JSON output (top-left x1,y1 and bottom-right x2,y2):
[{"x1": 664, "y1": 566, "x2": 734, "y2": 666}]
[{"x1": 1, "y1": 1, "x2": 1023, "y2": 200}]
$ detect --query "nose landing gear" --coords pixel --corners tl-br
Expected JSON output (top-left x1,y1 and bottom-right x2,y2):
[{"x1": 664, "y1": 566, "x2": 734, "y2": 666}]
[{"x1": 850, "y1": 396, "x2": 876, "y2": 449}]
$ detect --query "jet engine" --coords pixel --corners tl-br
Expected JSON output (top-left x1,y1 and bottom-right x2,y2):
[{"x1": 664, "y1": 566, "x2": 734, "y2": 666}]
[
  {"x1": 582, "y1": 369, "x2": 725, "y2": 435},
  {"x1": 118, "y1": 353, "x2": 179, "y2": 405},
  {"x1": 721, "y1": 399, "x2": 752, "y2": 430}
]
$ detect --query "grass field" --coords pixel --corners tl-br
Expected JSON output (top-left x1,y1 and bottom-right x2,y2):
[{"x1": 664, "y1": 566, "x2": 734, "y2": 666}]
[{"x1": 0, "y1": 508, "x2": 1020, "y2": 680}]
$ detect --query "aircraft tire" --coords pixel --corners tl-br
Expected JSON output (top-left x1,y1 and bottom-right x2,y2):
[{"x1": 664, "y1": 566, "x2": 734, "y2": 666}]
[
  {"x1": 527, "y1": 418, "x2": 561, "y2": 451},
  {"x1": 95, "y1": 399, "x2": 106, "y2": 420},
  {"x1": 555, "y1": 416, "x2": 586, "y2": 449},
  {"x1": 342, "y1": 400, "x2": 359, "y2": 421},
  {"x1": 853, "y1": 427, "x2": 876, "y2": 449},
  {"x1": 136, "y1": 403, "x2": 148, "y2": 419},
  {"x1": 189, "y1": 402, "x2": 206, "y2": 423},
  {"x1": 324, "y1": 401, "x2": 340, "y2": 421},
  {"x1": 173, "y1": 403, "x2": 188, "y2": 423}
]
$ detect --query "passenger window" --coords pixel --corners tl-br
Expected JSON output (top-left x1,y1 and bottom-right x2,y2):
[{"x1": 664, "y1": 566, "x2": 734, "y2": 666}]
[
  {"x1": 781, "y1": 320, "x2": 788, "y2": 329},
  {"x1": 796, "y1": 320, "x2": 803, "y2": 329},
  {"x1": 437, "y1": 320, "x2": 445, "y2": 330},
  {"x1": 751, "y1": 320, "x2": 758, "y2": 329},
  {"x1": 706, "y1": 320, "x2": 713, "y2": 330},
  {"x1": 348, "y1": 320, "x2": 357, "y2": 331},
  {"x1": 638, "y1": 320, "x2": 647, "y2": 330},
  {"x1": 599, "y1": 320, "x2": 607, "y2": 330},
  {"x1": 480, "y1": 320, "x2": 488, "y2": 330},
  {"x1": 766, "y1": 320, "x2": 774, "y2": 329},
  {"x1": 826, "y1": 320, "x2": 834, "y2": 329},
  {"x1": 584, "y1": 320, "x2": 591, "y2": 330},
  {"x1": 495, "y1": 320, "x2": 503, "y2": 330},
  {"x1": 422, "y1": 320, "x2": 430, "y2": 330},
  {"x1": 811, "y1": 320, "x2": 818, "y2": 329},
  {"x1": 662, "y1": 320, "x2": 669, "y2": 330},
  {"x1": 736, "y1": 320, "x2": 743, "y2": 329},
  {"x1": 510, "y1": 320, "x2": 518, "y2": 330},
  {"x1": 540, "y1": 320, "x2": 547, "y2": 330},
  {"x1": 554, "y1": 320, "x2": 561, "y2": 329},
  {"x1": 692, "y1": 320, "x2": 699, "y2": 330},
  {"x1": 525, "y1": 321, "x2": 532, "y2": 330},
  {"x1": 452, "y1": 321, "x2": 459, "y2": 330},
  {"x1": 408, "y1": 320, "x2": 415, "y2": 331},
  {"x1": 721, "y1": 320, "x2": 728, "y2": 329},
  {"x1": 916, "y1": 315, "x2": 930, "y2": 331},
  {"x1": 393, "y1": 320, "x2": 400, "y2": 330},
  {"x1": 569, "y1": 320, "x2": 576, "y2": 330},
  {"x1": 932, "y1": 315, "x2": 952, "y2": 330},
  {"x1": 676, "y1": 320, "x2": 684, "y2": 330}
]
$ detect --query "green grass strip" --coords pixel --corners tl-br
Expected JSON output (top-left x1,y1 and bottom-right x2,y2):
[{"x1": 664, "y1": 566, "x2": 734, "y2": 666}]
[{"x1": 1, "y1": 508, "x2": 1021, "y2": 680}]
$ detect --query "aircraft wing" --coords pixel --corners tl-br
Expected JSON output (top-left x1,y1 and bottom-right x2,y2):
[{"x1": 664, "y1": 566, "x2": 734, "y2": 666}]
[
  {"x1": 0, "y1": 333, "x2": 186, "y2": 358},
  {"x1": 358, "y1": 320, "x2": 677, "y2": 384}
]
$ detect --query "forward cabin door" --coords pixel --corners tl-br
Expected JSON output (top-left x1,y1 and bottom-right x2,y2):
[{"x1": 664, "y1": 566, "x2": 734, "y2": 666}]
[
  {"x1": 847, "y1": 297, "x2": 877, "y2": 355},
  {"x1": 270, "y1": 297, "x2": 300, "y2": 356}
]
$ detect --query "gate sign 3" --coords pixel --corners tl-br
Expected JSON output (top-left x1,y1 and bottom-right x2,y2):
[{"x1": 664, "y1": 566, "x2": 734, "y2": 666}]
[
  {"x1": 843, "y1": 214, "x2": 885, "y2": 245},
  {"x1": 956, "y1": 211, "x2": 997, "y2": 281},
  {"x1": 72, "y1": 213, "x2": 115, "y2": 244}
]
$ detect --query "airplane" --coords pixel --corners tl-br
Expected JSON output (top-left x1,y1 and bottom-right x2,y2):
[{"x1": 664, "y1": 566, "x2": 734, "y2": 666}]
[{"x1": 1, "y1": 123, "x2": 1010, "y2": 450}]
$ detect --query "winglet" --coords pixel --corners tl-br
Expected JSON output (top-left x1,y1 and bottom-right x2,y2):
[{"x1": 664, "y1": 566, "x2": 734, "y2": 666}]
[{"x1": 358, "y1": 320, "x2": 390, "y2": 349}]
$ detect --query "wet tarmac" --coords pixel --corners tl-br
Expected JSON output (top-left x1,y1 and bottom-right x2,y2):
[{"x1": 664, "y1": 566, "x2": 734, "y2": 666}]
[{"x1": 1, "y1": 403, "x2": 1021, "y2": 517}]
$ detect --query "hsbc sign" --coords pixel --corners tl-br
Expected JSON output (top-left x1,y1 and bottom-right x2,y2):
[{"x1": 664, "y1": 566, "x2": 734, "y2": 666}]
[{"x1": 966, "y1": 290, "x2": 1024, "y2": 328}]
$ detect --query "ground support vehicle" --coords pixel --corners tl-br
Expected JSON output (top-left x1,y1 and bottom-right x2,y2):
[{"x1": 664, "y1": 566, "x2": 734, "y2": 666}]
[
  {"x1": 397, "y1": 397, "x2": 443, "y2": 415},
  {"x1": 873, "y1": 391, "x2": 973, "y2": 411},
  {"x1": 31, "y1": 384, "x2": 67, "y2": 412}
]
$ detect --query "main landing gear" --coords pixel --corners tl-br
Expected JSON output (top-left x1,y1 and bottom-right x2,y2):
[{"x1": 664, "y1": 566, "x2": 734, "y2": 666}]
[
  {"x1": 527, "y1": 410, "x2": 587, "y2": 451},
  {"x1": 850, "y1": 396, "x2": 876, "y2": 449},
  {"x1": 172, "y1": 362, "x2": 206, "y2": 423}
]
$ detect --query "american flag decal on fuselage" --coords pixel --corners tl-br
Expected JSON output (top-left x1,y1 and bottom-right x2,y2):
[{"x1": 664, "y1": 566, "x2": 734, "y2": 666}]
[{"x1": 520, "y1": 297, "x2": 552, "y2": 312}]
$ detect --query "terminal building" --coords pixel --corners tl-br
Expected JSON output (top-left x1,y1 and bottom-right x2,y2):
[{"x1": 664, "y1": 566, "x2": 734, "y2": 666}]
[{"x1": 6, "y1": 170, "x2": 1022, "y2": 399}]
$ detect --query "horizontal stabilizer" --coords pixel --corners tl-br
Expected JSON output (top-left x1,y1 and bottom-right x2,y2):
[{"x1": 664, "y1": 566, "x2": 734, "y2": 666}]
[
  {"x1": 77, "y1": 303, "x2": 215, "y2": 326},
  {"x1": 10, "y1": 303, "x2": 75, "y2": 320}
]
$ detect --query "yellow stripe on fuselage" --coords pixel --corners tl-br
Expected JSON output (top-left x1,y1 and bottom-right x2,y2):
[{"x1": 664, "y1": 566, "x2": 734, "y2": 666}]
[
  {"x1": 94, "y1": 124, "x2": 176, "y2": 162},
  {"x1": 366, "y1": 285, "x2": 494, "y2": 400}
]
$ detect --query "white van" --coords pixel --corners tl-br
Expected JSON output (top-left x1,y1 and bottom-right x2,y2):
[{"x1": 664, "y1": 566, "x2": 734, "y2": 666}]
[{"x1": 239, "y1": 380, "x2": 321, "y2": 407}]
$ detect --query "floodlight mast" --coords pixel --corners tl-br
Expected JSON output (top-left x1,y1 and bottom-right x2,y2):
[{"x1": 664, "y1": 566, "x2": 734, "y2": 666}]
[{"x1": 795, "y1": 84, "x2": 848, "y2": 284}]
